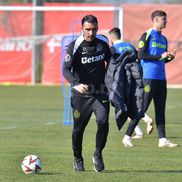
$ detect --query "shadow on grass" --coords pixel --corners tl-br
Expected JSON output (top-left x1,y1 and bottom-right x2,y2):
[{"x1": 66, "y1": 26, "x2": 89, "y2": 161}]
[
  {"x1": 105, "y1": 169, "x2": 182, "y2": 174},
  {"x1": 168, "y1": 136, "x2": 182, "y2": 139},
  {"x1": 38, "y1": 172, "x2": 63, "y2": 175},
  {"x1": 36, "y1": 170, "x2": 182, "y2": 175}
]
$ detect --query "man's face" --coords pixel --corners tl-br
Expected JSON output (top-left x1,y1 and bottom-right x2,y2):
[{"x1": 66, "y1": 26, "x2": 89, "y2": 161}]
[
  {"x1": 155, "y1": 16, "x2": 167, "y2": 29},
  {"x1": 82, "y1": 21, "x2": 98, "y2": 42}
]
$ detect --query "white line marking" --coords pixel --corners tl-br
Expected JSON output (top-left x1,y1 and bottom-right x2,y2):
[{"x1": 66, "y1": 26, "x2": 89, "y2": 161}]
[
  {"x1": 167, "y1": 104, "x2": 182, "y2": 110},
  {"x1": 45, "y1": 122, "x2": 56, "y2": 125},
  {"x1": 0, "y1": 126, "x2": 17, "y2": 130}
]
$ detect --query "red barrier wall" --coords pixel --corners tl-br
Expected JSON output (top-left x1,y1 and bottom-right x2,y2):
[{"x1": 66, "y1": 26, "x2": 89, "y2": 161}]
[
  {"x1": 0, "y1": 4, "x2": 32, "y2": 83},
  {"x1": 42, "y1": 3, "x2": 114, "y2": 84},
  {"x1": 122, "y1": 4, "x2": 182, "y2": 85},
  {"x1": 0, "y1": 3, "x2": 181, "y2": 85}
]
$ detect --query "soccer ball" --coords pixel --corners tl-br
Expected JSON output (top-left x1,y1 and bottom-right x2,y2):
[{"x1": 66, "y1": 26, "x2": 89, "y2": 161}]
[{"x1": 21, "y1": 155, "x2": 42, "y2": 174}]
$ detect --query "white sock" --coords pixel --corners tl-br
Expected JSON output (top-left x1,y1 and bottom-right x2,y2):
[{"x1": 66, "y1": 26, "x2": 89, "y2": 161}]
[
  {"x1": 134, "y1": 125, "x2": 143, "y2": 136},
  {"x1": 124, "y1": 135, "x2": 131, "y2": 140},
  {"x1": 142, "y1": 113, "x2": 151, "y2": 123},
  {"x1": 159, "y1": 138, "x2": 167, "y2": 142}
]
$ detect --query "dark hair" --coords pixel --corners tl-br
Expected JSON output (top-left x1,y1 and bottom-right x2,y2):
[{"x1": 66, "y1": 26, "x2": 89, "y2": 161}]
[
  {"x1": 81, "y1": 15, "x2": 98, "y2": 25},
  {"x1": 109, "y1": 27, "x2": 121, "y2": 39},
  {"x1": 151, "y1": 10, "x2": 167, "y2": 21}
]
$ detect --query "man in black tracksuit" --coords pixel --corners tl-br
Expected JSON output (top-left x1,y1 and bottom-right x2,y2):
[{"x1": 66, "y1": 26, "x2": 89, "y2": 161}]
[{"x1": 62, "y1": 15, "x2": 111, "y2": 172}]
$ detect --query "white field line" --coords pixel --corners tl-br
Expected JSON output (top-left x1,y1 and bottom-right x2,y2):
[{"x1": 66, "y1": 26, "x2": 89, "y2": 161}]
[
  {"x1": 0, "y1": 126, "x2": 17, "y2": 130},
  {"x1": 0, "y1": 121, "x2": 57, "y2": 130},
  {"x1": 166, "y1": 104, "x2": 182, "y2": 110},
  {"x1": 45, "y1": 122, "x2": 56, "y2": 125}
]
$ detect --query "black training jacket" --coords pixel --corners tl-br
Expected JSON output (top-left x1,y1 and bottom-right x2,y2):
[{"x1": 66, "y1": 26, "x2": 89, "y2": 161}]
[
  {"x1": 62, "y1": 34, "x2": 111, "y2": 96},
  {"x1": 105, "y1": 52, "x2": 144, "y2": 130}
]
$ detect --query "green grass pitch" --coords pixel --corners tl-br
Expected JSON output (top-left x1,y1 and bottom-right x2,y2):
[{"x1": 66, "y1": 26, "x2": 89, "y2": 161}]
[{"x1": 0, "y1": 85, "x2": 181, "y2": 182}]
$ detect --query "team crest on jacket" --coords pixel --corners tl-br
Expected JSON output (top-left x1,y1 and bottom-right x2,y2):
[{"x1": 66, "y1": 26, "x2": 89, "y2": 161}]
[
  {"x1": 74, "y1": 110, "x2": 80, "y2": 119},
  {"x1": 144, "y1": 85, "x2": 151, "y2": 93},
  {"x1": 96, "y1": 43, "x2": 103, "y2": 52},
  {"x1": 138, "y1": 41, "x2": 144, "y2": 48},
  {"x1": 64, "y1": 53, "x2": 71, "y2": 62}
]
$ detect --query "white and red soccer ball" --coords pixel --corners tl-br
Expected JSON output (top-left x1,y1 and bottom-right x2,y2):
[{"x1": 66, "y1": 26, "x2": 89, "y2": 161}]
[{"x1": 21, "y1": 155, "x2": 42, "y2": 174}]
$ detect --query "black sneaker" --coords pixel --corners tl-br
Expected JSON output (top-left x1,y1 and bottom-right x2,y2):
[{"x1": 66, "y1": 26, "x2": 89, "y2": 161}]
[
  {"x1": 92, "y1": 154, "x2": 105, "y2": 172},
  {"x1": 73, "y1": 157, "x2": 85, "y2": 172}
]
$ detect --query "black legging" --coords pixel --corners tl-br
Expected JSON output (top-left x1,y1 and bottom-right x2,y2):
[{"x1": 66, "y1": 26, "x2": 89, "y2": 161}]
[
  {"x1": 71, "y1": 94, "x2": 109, "y2": 158},
  {"x1": 143, "y1": 79, "x2": 167, "y2": 138}
]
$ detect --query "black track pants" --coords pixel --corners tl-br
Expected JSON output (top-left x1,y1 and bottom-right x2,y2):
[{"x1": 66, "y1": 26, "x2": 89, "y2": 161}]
[
  {"x1": 143, "y1": 79, "x2": 167, "y2": 138},
  {"x1": 71, "y1": 94, "x2": 110, "y2": 158}
]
